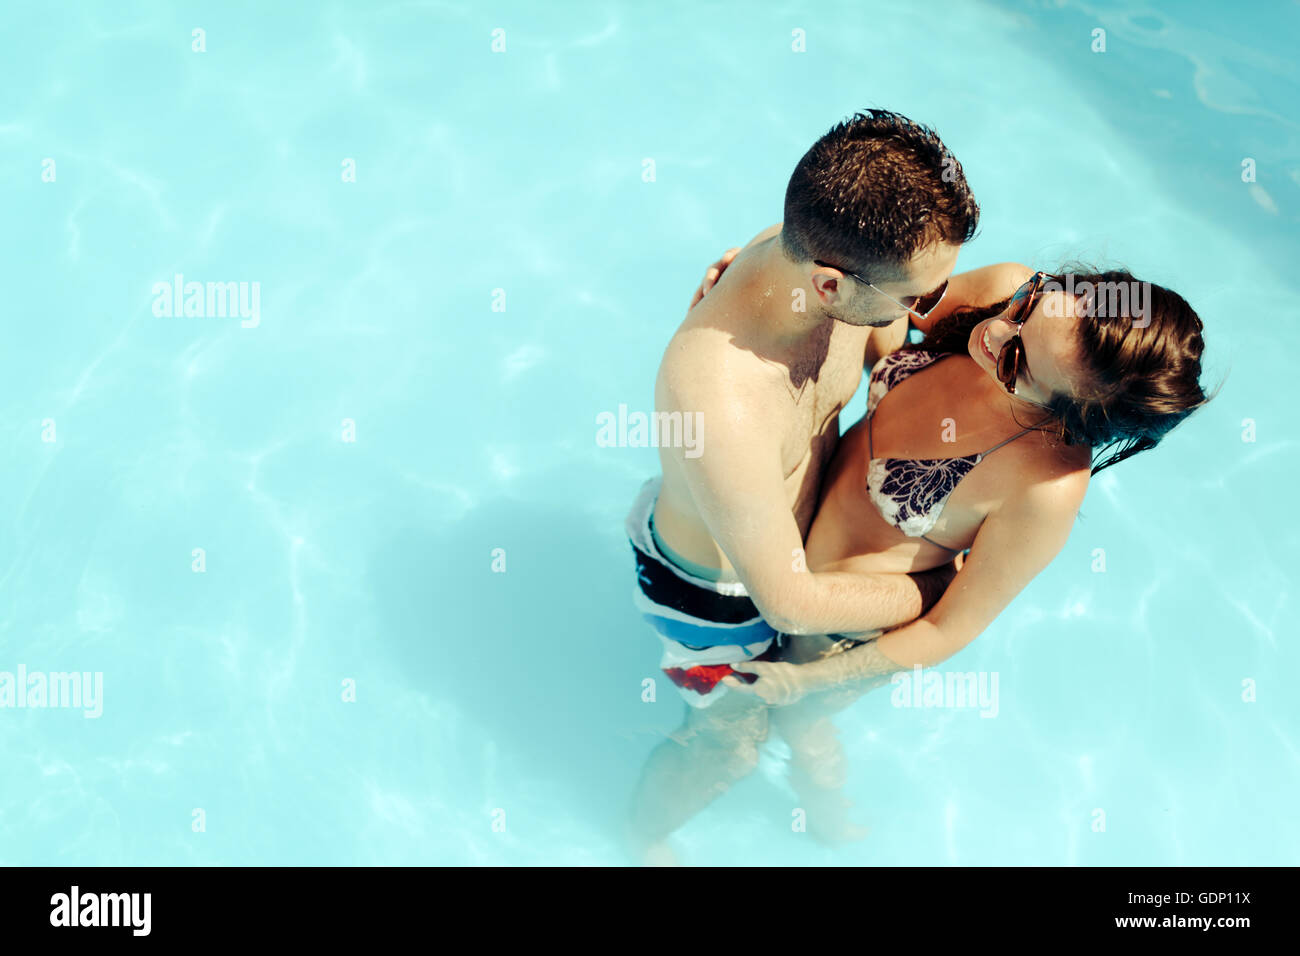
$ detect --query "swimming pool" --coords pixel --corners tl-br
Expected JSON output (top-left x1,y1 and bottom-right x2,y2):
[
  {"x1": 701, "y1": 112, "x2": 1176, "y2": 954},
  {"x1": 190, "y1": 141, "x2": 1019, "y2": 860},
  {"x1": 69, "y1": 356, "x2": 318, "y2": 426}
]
[{"x1": 1, "y1": 0, "x2": 1296, "y2": 865}]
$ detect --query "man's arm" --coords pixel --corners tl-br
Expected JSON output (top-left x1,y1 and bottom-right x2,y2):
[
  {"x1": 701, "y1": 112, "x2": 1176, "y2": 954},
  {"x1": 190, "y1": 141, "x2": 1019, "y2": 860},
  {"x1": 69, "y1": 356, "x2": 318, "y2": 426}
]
[{"x1": 659, "y1": 354, "x2": 936, "y2": 636}]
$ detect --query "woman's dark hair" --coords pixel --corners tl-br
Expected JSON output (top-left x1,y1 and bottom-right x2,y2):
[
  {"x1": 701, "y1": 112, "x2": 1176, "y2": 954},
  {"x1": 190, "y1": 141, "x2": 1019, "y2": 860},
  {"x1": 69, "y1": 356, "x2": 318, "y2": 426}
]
[
  {"x1": 910, "y1": 268, "x2": 1213, "y2": 475},
  {"x1": 782, "y1": 109, "x2": 979, "y2": 275}
]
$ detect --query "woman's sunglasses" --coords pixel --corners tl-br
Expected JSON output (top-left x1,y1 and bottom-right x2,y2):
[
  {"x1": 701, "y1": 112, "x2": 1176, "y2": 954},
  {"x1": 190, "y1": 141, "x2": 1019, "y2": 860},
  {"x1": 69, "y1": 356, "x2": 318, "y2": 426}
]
[
  {"x1": 813, "y1": 259, "x2": 948, "y2": 320},
  {"x1": 996, "y1": 271, "x2": 1049, "y2": 393}
]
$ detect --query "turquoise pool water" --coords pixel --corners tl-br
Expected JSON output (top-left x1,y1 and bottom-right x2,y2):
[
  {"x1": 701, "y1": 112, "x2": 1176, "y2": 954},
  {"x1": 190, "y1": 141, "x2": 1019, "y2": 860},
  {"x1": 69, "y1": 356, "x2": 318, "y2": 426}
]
[{"x1": 1, "y1": 0, "x2": 1296, "y2": 865}]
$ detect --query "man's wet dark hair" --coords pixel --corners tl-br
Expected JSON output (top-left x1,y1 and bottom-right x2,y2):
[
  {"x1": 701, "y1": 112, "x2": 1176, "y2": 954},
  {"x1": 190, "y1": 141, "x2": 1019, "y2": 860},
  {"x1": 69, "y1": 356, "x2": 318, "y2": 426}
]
[{"x1": 782, "y1": 109, "x2": 979, "y2": 276}]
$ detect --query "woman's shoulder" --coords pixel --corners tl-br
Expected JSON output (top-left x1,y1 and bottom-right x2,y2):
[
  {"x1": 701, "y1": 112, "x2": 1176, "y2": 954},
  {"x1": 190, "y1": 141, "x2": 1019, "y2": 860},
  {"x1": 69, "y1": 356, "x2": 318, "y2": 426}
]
[{"x1": 1011, "y1": 429, "x2": 1094, "y2": 499}]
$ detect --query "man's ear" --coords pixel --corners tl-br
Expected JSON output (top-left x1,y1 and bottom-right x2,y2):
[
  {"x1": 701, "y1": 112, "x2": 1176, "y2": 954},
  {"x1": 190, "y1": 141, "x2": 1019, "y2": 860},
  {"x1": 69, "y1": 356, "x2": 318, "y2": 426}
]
[{"x1": 809, "y1": 270, "x2": 837, "y2": 302}]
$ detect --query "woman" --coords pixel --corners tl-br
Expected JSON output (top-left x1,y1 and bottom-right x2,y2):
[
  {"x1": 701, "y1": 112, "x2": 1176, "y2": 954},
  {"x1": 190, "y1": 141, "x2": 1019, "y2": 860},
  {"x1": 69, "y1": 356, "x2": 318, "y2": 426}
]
[{"x1": 722, "y1": 260, "x2": 1212, "y2": 839}]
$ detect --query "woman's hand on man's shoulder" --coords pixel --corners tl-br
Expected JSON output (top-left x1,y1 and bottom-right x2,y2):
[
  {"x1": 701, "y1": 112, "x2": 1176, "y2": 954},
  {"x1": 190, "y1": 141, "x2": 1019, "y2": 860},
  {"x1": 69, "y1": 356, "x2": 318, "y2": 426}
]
[{"x1": 958, "y1": 262, "x2": 1035, "y2": 306}]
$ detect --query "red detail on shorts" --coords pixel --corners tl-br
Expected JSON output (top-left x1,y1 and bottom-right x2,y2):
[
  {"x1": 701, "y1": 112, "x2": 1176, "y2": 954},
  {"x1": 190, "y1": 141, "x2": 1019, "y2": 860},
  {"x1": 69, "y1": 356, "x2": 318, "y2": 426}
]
[{"x1": 663, "y1": 664, "x2": 757, "y2": 695}]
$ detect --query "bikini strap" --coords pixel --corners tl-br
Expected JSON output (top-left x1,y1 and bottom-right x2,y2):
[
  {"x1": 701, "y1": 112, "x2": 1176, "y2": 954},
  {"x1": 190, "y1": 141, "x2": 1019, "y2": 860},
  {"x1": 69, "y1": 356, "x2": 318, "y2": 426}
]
[
  {"x1": 920, "y1": 533, "x2": 962, "y2": 553},
  {"x1": 923, "y1": 428, "x2": 1035, "y2": 552},
  {"x1": 979, "y1": 425, "x2": 1036, "y2": 459}
]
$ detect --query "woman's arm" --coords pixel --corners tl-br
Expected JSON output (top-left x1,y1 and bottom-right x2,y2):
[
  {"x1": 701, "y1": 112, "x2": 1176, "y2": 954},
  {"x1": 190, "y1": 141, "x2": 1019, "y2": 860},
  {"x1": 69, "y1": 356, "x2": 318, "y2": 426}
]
[
  {"x1": 827, "y1": 465, "x2": 1088, "y2": 674},
  {"x1": 910, "y1": 261, "x2": 1035, "y2": 337},
  {"x1": 728, "y1": 463, "x2": 1089, "y2": 704},
  {"x1": 863, "y1": 261, "x2": 1035, "y2": 370}
]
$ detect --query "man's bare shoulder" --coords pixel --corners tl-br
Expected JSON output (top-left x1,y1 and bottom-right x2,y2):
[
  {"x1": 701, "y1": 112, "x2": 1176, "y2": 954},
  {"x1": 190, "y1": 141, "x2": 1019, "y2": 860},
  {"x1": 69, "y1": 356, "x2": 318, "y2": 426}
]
[
  {"x1": 657, "y1": 338, "x2": 784, "y2": 430},
  {"x1": 657, "y1": 303, "x2": 785, "y2": 412}
]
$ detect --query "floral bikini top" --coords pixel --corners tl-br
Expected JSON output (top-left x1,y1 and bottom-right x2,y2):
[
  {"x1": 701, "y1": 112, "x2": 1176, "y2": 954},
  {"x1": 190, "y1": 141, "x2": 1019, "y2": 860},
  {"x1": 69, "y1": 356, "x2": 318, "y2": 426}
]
[{"x1": 866, "y1": 350, "x2": 1034, "y2": 553}]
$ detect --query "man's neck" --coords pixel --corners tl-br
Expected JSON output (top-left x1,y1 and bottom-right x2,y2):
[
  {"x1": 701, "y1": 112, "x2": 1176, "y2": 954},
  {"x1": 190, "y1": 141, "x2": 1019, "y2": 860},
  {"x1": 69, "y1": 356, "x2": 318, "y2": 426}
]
[{"x1": 751, "y1": 239, "x2": 835, "y2": 350}]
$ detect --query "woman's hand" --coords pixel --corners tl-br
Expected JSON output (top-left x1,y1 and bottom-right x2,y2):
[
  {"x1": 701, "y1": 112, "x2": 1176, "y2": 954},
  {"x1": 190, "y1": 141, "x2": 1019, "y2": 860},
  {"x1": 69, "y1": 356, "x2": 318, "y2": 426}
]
[
  {"x1": 723, "y1": 659, "x2": 828, "y2": 707},
  {"x1": 910, "y1": 558, "x2": 962, "y2": 616},
  {"x1": 688, "y1": 247, "x2": 740, "y2": 310}
]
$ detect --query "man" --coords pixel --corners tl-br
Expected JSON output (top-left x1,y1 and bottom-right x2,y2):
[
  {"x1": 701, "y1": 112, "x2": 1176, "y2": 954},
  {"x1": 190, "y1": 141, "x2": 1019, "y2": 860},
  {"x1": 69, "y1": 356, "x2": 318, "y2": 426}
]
[{"x1": 625, "y1": 110, "x2": 981, "y2": 862}]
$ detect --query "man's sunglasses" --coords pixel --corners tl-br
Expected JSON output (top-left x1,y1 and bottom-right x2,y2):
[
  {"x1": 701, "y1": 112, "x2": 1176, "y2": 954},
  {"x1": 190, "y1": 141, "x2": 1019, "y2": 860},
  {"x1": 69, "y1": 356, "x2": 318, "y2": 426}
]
[
  {"x1": 813, "y1": 259, "x2": 948, "y2": 320},
  {"x1": 996, "y1": 271, "x2": 1050, "y2": 393}
]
